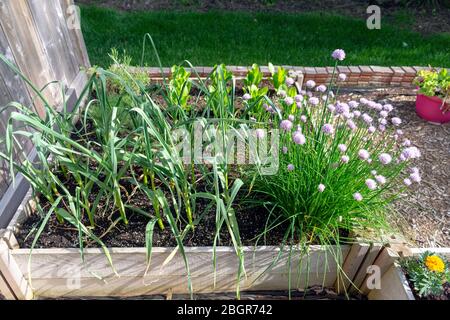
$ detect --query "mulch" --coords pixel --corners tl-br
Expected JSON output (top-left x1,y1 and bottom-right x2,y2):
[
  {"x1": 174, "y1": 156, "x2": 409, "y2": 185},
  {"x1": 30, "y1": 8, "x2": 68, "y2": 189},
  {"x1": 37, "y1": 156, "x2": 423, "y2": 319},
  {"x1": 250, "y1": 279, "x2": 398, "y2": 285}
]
[{"x1": 340, "y1": 87, "x2": 450, "y2": 248}]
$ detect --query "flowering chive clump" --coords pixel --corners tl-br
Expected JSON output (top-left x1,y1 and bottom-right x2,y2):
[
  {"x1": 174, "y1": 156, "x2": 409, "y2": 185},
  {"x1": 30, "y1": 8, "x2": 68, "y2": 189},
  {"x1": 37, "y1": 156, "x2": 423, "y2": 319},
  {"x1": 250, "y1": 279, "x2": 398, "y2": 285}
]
[{"x1": 248, "y1": 48, "x2": 422, "y2": 247}]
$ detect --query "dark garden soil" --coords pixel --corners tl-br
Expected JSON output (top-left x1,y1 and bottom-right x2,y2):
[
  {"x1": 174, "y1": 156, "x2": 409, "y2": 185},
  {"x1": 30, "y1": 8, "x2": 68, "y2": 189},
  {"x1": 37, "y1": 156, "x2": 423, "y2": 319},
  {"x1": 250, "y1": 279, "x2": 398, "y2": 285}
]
[
  {"x1": 15, "y1": 196, "x2": 286, "y2": 249},
  {"x1": 75, "y1": 0, "x2": 450, "y2": 35}
]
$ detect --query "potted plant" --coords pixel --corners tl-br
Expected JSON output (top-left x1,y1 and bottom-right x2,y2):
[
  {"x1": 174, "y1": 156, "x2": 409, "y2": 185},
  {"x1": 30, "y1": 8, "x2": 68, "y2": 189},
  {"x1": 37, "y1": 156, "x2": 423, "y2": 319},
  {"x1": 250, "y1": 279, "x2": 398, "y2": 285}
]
[
  {"x1": 413, "y1": 68, "x2": 450, "y2": 124},
  {"x1": 400, "y1": 251, "x2": 450, "y2": 300}
]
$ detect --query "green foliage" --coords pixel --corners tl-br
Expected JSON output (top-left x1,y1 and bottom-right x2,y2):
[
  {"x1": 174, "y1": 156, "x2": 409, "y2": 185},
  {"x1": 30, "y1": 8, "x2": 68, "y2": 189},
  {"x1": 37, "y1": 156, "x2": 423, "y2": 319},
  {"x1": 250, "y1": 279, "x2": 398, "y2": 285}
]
[
  {"x1": 107, "y1": 48, "x2": 151, "y2": 95},
  {"x1": 244, "y1": 64, "x2": 263, "y2": 88},
  {"x1": 401, "y1": 251, "x2": 449, "y2": 298},
  {"x1": 80, "y1": 5, "x2": 450, "y2": 68},
  {"x1": 268, "y1": 63, "x2": 287, "y2": 92},
  {"x1": 414, "y1": 68, "x2": 450, "y2": 102},
  {"x1": 168, "y1": 65, "x2": 192, "y2": 110}
]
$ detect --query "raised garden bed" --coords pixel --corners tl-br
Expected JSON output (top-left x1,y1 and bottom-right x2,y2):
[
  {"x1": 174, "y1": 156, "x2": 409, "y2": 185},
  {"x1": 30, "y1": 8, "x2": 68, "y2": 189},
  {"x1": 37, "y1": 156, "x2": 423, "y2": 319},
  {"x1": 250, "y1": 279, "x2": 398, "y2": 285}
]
[
  {"x1": 1, "y1": 191, "x2": 382, "y2": 299},
  {"x1": 0, "y1": 48, "x2": 444, "y2": 301}
]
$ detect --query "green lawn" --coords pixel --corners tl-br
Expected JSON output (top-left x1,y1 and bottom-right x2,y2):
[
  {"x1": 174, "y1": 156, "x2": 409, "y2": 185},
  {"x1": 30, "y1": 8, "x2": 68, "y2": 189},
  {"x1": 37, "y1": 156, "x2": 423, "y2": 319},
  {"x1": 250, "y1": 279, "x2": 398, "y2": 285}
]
[{"x1": 80, "y1": 5, "x2": 450, "y2": 68}]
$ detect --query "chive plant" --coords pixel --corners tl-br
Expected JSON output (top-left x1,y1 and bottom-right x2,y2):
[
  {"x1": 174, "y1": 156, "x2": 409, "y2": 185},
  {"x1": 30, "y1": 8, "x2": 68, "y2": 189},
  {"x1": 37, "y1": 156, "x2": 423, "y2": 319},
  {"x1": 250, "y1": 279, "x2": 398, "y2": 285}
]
[{"x1": 244, "y1": 49, "x2": 422, "y2": 296}]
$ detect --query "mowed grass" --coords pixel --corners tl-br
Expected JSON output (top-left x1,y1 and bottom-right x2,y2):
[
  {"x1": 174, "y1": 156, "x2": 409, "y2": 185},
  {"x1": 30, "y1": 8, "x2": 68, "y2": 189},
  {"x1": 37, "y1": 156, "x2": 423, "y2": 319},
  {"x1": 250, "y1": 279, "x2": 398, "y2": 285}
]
[{"x1": 80, "y1": 5, "x2": 450, "y2": 68}]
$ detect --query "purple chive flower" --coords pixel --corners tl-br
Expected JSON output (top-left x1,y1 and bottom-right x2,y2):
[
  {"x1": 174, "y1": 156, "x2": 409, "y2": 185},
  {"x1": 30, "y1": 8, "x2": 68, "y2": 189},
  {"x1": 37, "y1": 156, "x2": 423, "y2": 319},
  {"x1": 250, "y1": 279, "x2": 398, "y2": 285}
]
[
  {"x1": 374, "y1": 104, "x2": 383, "y2": 112},
  {"x1": 285, "y1": 77, "x2": 295, "y2": 87},
  {"x1": 300, "y1": 115, "x2": 307, "y2": 123},
  {"x1": 368, "y1": 126, "x2": 376, "y2": 134},
  {"x1": 396, "y1": 129, "x2": 403, "y2": 135},
  {"x1": 375, "y1": 175, "x2": 386, "y2": 185},
  {"x1": 278, "y1": 89, "x2": 287, "y2": 98},
  {"x1": 327, "y1": 104, "x2": 336, "y2": 113},
  {"x1": 346, "y1": 119, "x2": 357, "y2": 130},
  {"x1": 287, "y1": 164, "x2": 295, "y2": 171},
  {"x1": 410, "y1": 167, "x2": 419, "y2": 174},
  {"x1": 341, "y1": 155, "x2": 350, "y2": 163},
  {"x1": 410, "y1": 172, "x2": 421, "y2": 183},
  {"x1": 280, "y1": 119, "x2": 293, "y2": 131},
  {"x1": 318, "y1": 184, "x2": 326, "y2": 193},
  {"x1": 391, "y1": 117, "x2": 402, "y2": 126},
  {"x1": 358, "y1": 149, "x2": 370, "y2": 160},
  {"x1": 380, "y1": 110, "x2": 388, "y2": 118},
  {"x1": 353, "y1": 192, "x2": 363, "y2": 201},
  {"x1": 401, "y1": 147, "x2": 421, "y2": 160},
  {"x1": 288, "y1": 114, "x2": 295, "y2": 122},
  {"x1": 349, "y1": 101, "x2": 359, "y2": 109},
  {"x1": 305, "y1": 80, "x2": 316, "y2": 89},
  {"x1": 360, "y1": 98, "x2": 368, "y2": 105},
  {"x1": 338, "y1": 73, "x2": 347, "y2": 81},
  {"x1": 309, "y1": 97, "x2": 319, "y2": 106},
  {"x1": 296, "y1": 102, "x2": 303, "y2": 109},
  {"x1": 378, "y1": 124, "x2": 386, "y2": 132},
  {"x1": 353, "y1": 110, "x2": 361, "y2": 118},
  {"x1": 362, "y1": 113, "x2": 373, "y2": 124},
  {"x1": 243, "y1": 93, "x2": 251, "y2": 101},
  {"x1": 379, "y1": 118, "x2": 387, "y2": 125},
  {"x1": 322, "y1": 123, "x2": 334, "y2": 135},
  {"x1": 378, "y1": 153, "x2": 392, "y2": 165},
  {"x1": 335, "y1": 102, "x2": 350, "y2": 114},
  {"x1": 402, "y1": 139, "x2": 411, "y2": 147},
  {"x1": 404, "y1": 178, "x2": 412, "y2": 186},
  {"x1": 316, "y1": 85, "x2": 327, "y2": 92},
  {"x1": 365, "y1": 179, "x2": 377, "y2": 190},
  {"x1": 295, "y1": 94, "x2": 304, "y2": 102},
  {"x1": 255, "y1": 128, "x2": 265, "y2": 139},
  {"x1": 284, "y1": 97, "x2": 294, "y2": 106},
  {"x1": 282, "y1": 146, "x2": 288, "y2": 154},
  {"x1": 338, "y1": 144, "x2": 347, "y2": 152},
  {"x1": 367, "y1": 101, "x2": 377, "y2": 109},
  {"x1": 367, "y1": 158, "x2": 373, "y2": 164},
  {"x1": 332, "y1": 49, "x2": 346, "y2": 61},
  {"x1": 293, "y1": 131, "x2": 306, "y2": 145},
  {"x1": 383, "y1": 104, "x2": 394, "y2": 112}
]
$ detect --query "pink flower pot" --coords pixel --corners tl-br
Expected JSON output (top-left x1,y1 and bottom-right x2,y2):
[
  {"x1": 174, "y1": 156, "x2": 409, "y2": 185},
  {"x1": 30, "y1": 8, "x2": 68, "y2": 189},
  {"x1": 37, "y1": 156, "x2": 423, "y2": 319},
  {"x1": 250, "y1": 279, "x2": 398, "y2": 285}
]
[{"x1": 415, "y1": 94, "x2": 450, "y2": 124}]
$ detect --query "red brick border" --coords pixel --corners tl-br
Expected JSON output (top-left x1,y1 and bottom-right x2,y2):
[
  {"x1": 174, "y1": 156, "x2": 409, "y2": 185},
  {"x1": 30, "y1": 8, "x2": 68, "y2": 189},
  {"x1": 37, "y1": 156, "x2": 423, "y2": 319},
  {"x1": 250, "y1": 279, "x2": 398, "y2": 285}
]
[{"x1": 142, "y1": 66, "x2": 449, "y2": 88}]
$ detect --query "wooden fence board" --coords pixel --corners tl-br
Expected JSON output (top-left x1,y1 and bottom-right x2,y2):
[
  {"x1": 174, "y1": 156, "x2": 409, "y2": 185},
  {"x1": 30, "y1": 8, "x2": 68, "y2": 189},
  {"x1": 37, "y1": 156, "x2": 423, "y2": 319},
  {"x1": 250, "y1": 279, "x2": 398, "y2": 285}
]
[{"x1": 0, "y1": 0, "x2": 90, "y2": 228}]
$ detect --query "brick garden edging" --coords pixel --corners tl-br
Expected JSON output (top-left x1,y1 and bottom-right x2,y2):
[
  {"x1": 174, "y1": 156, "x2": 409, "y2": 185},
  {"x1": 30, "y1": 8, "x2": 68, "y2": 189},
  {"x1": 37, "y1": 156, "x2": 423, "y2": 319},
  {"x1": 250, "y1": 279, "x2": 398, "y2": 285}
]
[{"x1": 141, "y1": 65, "x2": 448, "y2": 88}]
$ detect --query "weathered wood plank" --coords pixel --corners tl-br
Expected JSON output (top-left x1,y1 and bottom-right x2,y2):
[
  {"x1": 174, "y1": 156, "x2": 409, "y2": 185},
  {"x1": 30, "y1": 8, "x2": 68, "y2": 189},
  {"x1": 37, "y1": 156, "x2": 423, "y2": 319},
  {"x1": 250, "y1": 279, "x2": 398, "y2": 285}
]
[
  {"x1": 0, "y1": 0, "x2": 59, "y2": 115},
  {"x1": 350, "y1": 243, "x2": 383, "y2": 293},
  {"x1": 368, "y1": 264, "x2": 415, "y2": 300},
  {"x1": 0, "y1": 240, "x2": 33, "y2": 299},
  {"x1": 11, "y1": 245, "x2": 350, "y2": 298},
  {"x1": 359, "y1": 247, "x2": 398, "y2": 295},
  {"x1": 28, "y1": 0, "x2": 78, "y2": 88},
  {"x1": 334, "y1": 243, "x2": 370, "y2": 294},
  {"x1": 59, "y1": 0, "x2": 91, "y2": 69}
]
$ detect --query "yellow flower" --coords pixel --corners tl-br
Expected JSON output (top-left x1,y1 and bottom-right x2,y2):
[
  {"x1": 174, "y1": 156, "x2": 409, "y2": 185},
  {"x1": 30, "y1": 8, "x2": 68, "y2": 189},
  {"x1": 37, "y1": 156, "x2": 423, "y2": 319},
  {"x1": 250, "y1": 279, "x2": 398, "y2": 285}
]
[{"x1": 425, "y1": 255, "x2": 445, "y2": 273}]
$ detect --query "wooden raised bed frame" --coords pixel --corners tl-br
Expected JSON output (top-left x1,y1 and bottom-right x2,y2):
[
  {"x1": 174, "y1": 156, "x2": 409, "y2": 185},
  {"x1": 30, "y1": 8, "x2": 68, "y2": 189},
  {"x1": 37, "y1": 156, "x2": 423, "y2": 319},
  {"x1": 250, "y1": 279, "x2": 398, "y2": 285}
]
[{"x1": 2, "y1": 190, "x2": 445, "y2": 300}]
